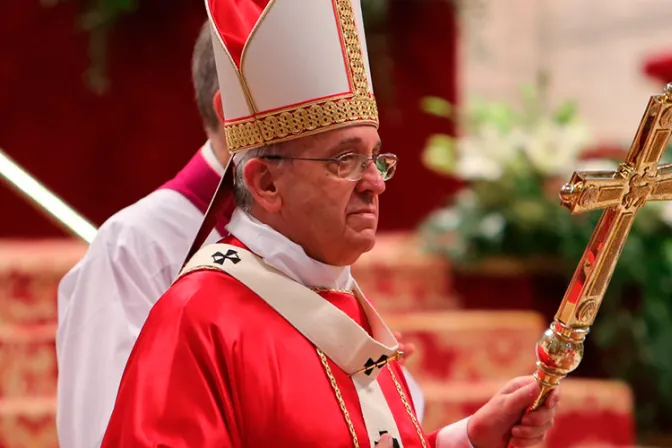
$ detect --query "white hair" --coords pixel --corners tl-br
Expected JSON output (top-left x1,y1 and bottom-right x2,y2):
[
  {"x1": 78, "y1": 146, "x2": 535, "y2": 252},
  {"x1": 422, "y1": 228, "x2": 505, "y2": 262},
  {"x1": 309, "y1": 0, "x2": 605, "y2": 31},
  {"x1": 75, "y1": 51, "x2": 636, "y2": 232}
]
[{"x1": 233, "y1": 143, "x2": 285, "y2": 212}]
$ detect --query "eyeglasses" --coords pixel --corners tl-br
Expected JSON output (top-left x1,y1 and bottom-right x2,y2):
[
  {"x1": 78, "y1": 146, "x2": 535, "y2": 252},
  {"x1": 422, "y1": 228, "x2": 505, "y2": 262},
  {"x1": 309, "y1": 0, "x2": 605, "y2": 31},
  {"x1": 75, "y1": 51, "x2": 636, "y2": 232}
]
[{"x1": 260, "y1": 152, "x2": 398, "y2": 182}]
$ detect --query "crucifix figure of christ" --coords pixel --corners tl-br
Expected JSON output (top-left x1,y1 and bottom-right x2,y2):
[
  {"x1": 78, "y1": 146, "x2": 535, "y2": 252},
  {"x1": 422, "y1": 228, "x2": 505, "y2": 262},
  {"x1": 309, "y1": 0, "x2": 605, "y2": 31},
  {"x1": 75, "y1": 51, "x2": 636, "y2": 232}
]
[{"x1": 528, "y1": 83, "x2": 672, "y2": 410}]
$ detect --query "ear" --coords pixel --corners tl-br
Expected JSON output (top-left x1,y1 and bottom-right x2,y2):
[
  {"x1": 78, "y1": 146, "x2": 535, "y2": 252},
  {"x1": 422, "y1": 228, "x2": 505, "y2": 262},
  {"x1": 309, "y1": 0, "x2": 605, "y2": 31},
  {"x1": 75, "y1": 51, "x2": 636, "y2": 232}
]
[
  {"x1": 213, "y1": 90, "x2": 225, "y2": 124},
  {"x1": 241, "y1": 158, "x2": 282, "y2": 213}
]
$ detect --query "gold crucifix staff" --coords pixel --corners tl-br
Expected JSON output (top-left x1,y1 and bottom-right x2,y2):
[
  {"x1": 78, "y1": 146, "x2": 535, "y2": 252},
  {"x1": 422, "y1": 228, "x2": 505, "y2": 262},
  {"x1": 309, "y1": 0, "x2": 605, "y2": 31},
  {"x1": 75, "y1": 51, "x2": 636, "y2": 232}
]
[
  {"x1": 528, "y1": 83, "x2": 672, "y2": 410},
  {"x1": 0, "y1": 148, "x2": 97, "y2": 243}
]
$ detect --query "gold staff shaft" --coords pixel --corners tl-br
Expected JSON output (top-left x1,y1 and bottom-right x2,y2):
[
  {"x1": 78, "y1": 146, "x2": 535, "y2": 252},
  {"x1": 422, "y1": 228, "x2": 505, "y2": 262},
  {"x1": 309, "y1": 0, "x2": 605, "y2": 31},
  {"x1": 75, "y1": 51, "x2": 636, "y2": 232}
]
[
  {"x1": 0, "y1": 149, "x2": 97, "y2": 244},
  {"x1": 529, "y1": 83, "x2": 672, "y2": 410}
]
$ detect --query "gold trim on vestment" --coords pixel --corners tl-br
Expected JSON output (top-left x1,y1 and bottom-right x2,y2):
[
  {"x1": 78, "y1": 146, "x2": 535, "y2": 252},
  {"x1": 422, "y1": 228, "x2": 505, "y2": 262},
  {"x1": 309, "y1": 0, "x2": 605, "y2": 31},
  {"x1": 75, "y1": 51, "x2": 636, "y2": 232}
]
[
  {"x1": 311, "y1": 287, "x2": 356, "y2": 295},
  {"x1": 317, "y1": 349, "x2": 428, "y2": 447}
]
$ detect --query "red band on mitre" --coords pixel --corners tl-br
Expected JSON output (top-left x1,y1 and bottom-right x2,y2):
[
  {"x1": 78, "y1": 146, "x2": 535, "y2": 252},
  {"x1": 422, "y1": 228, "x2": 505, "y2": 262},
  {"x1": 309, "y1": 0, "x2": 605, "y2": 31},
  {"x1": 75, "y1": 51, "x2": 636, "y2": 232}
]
[{"x1": 207, "y1": 0, "x2": 271, "y2": 68}]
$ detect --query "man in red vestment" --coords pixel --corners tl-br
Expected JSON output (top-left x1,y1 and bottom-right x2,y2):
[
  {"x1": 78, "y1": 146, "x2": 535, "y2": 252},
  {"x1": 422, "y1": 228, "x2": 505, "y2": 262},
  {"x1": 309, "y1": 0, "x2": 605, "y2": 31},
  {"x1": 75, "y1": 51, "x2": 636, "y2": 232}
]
[{"x1": 101, "y1": 1, "x2": 559, "y2": 447}]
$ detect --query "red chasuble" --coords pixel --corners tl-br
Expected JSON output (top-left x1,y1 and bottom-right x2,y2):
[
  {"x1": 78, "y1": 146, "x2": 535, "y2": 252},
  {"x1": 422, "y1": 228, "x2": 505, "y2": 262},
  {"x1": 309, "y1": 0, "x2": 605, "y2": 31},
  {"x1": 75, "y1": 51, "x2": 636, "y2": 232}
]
[{"x1": 101, "y1": 236, "x2": 440, "y2": 447}]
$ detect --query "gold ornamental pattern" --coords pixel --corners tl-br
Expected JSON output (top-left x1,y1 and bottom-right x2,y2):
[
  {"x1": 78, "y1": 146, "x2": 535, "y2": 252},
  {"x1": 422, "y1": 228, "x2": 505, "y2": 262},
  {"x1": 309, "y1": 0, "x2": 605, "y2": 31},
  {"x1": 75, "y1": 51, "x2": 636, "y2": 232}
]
[
  {"x1": 335, "y1": 0, "x2": 371, "y2": 97},
  {"x1": 225, "y1": 0, "x2": 379, "y2": 152},
  {"x1": 225, "y1": 95, "x2": 378, "y2": 151}
]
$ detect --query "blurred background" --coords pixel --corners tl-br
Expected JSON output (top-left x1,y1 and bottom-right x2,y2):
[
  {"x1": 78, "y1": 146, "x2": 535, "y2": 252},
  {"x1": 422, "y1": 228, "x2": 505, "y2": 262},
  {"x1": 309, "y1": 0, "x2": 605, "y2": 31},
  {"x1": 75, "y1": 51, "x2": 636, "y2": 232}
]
[{"x1": 2, "y1": 0, "x2": 672, "y2": 446}]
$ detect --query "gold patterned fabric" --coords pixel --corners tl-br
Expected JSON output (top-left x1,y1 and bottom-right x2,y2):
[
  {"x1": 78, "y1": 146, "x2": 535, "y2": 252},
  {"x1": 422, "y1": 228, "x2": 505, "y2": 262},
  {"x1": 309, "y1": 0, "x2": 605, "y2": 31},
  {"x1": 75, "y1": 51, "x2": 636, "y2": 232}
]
[
  {"x1": 384, "y1": 310, "x2": 543, "y2": 383},
  {"x1": 0, "y1": 398, "x2": 58, "y2": 448},
  {"x1": 421, "y1": 379, "x2": 634, "y2": 448},
  {"x1": 224, "y1": 95, "x2": 378, "y2": 152},
  {"x1": 0, "y1": 240, "x2": 86, "y2": 325},
  {"x1": 0, "y1": 239, "x2": 83, "y2": 448},
  {"x1": 352, "y1": 232, "x2": 458, "y2": 314},
  {"x1": 0, "y1": 324, "x2": 57, "y2": 399}
]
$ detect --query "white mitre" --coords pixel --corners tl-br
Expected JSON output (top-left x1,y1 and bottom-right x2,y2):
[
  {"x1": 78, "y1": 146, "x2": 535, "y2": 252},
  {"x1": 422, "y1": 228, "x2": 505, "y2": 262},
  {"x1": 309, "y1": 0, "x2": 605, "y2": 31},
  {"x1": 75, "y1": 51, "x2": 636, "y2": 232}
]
[{"x1": 206, "y1": 0, "x2": 379, "y2": 153}]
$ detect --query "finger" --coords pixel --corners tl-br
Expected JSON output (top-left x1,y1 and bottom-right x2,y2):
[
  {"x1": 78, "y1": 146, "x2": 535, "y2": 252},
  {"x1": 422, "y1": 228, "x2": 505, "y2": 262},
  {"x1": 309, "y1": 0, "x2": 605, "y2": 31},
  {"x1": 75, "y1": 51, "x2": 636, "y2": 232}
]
[
  {"x1": 521, "y1": 407, "x2": 555, "y2": 426},
  {"x1": 503, "y1": 380, "x2": 540, "y2": 412},
  {"x1": 378, "y1": 434, "x2": 394, "y2": 448},
  {"x1": 393, "y1": 331, "x2": 402, "y2": 340},
  {"x1": 509, "y1": 435, "x2": 545, "y2": 448},
  {"x1": 403, "y1": 342, "x2": 416, "y2": 356},
  {"x1": 511, "y1": 419, "x2": 554, "y2": 439},
  {"x1": 545, "y1": 388, "x2": 560, "y2": 409},
  {"x1": 499, "y1": 376, "x2": 537, "y2": 395}
]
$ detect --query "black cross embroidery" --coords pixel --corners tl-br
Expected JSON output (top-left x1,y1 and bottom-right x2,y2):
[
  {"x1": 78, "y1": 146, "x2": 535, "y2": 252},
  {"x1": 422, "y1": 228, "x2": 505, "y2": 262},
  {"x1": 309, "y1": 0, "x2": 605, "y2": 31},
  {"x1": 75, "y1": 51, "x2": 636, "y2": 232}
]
[
  {"x1": 363, "y1": 354, "x2": 389, "y2": 376},
  {"x1": 374, "y1": 431, "x2": 400, "y2": 448},
  {"x1": 212, "y1": 250, "x2": 241, "y2": 265}
]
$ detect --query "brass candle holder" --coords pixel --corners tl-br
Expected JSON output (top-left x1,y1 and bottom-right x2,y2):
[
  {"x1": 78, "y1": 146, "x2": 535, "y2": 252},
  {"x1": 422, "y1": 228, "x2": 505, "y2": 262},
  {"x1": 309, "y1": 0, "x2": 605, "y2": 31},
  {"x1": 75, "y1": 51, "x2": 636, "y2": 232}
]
[{"x1": 529, "y1": 83, "x2": 672, "y2": 410}]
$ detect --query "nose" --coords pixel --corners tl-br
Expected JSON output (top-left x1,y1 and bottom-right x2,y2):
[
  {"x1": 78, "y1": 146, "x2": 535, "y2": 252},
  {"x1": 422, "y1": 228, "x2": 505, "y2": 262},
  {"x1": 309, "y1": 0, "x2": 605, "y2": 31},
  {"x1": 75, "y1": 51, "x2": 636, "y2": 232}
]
[{"x1": 356, "y1": 160, "x2": 386, "y2": 195}]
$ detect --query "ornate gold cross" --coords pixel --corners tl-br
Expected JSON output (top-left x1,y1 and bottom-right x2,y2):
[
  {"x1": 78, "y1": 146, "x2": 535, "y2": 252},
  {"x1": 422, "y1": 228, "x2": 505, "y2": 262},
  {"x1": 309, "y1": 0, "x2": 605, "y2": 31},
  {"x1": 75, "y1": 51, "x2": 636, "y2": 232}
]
[{"x1": 529, "y1": 83, "x2": 672, "y2": 410}]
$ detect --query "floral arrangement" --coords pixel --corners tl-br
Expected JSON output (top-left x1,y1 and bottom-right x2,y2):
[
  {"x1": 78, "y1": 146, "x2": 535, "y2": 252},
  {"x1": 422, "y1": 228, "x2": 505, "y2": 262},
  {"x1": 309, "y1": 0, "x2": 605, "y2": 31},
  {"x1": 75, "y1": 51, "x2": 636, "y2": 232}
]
[
  {"x1": 418, "y1": 87, "x2": 672, "y2": 436},
  {"x1": 420, "y1": 87, "x2": 672, "y2": 262}
]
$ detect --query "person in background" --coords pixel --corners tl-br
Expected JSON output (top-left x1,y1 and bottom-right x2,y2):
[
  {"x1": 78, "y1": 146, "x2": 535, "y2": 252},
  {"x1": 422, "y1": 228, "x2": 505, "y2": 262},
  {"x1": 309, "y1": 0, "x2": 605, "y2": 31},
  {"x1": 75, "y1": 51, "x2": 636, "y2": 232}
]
[{"x1": 55, "y1": 21, "x2": 234, "y2": 448}]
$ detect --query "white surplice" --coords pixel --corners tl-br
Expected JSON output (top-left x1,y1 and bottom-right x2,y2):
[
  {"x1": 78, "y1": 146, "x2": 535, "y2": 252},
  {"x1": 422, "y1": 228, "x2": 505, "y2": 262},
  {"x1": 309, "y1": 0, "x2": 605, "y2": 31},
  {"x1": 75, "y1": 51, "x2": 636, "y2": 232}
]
[{"x1": 56, "y1": 144, "x2": 225, "y2": 448}]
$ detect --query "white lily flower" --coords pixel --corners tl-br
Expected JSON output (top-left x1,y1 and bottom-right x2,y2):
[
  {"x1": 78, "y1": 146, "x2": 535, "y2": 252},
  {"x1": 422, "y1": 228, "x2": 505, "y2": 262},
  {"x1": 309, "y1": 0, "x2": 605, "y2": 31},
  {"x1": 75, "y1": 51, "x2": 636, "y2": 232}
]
[
  {"x1": 519, "y1": 119, "x2": 592, "y2": 177},
  {"x1": 430, "y1": 208, "x2": 462, "y2": 230},
  {"x1": 454, "y1": 124, "x2": 521, "y2": 181},
  {"x1": 479, "y1": 213, "x2": 505, "y2": 240},
  {"x1": 573, "y1": 158, "x2": 620, "y2": 173}
]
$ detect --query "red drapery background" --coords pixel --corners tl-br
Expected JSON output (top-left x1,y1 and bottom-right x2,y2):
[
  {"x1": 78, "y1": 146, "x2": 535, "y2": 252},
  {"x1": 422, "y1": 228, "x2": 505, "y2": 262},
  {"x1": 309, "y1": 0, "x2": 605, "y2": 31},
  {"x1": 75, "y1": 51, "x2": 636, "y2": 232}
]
[{"x1": 0, "y1": 0, "x2": 460, "y2": 238}]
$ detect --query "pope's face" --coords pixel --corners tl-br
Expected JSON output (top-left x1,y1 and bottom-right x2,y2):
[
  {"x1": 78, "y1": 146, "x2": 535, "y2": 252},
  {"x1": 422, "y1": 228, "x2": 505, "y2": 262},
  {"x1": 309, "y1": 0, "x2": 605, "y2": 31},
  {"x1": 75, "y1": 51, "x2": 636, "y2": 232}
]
[{"x1": 274, "y1": 126, "x2": 386, "y2": 266}]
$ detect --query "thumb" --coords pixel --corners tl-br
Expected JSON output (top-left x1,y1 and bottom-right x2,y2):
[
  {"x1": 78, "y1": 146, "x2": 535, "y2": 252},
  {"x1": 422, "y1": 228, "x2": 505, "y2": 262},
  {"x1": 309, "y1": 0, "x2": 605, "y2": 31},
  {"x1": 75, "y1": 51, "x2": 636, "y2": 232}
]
[
  {"x1": 503, "y1": 379, "x2": 540, "y2": 412},
  {"x1": 377, "y1": 434, "x2": 394, "y2": 448},
  {"x1": 499, "y1": 376, "x2": 537, "y2": 395}
]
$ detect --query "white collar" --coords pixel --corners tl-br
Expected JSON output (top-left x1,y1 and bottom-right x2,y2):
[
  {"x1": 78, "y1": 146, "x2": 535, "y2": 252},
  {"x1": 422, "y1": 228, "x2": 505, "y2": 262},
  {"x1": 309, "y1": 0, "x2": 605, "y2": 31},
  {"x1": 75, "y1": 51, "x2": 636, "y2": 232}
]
[
  {"x1": 225, "y1": 208, "x2": 354, "y2": 290},
  {"x1": 200, "y1": 140, "x2": 226, "y2": 176}
]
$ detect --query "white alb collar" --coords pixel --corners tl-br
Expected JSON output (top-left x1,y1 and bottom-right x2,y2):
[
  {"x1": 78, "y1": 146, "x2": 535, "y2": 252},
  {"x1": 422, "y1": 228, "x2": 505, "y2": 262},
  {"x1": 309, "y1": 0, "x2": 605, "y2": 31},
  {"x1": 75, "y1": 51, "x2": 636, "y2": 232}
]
[{"x1": 225, "y1": 208, "x2": 354, "y2": 290}]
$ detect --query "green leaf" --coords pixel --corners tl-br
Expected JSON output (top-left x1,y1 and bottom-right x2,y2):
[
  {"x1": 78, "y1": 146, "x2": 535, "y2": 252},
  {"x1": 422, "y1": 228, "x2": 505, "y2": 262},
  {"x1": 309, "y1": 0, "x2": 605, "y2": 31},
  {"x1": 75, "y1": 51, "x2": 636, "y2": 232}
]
[
  {"x1": 486, "y1": 103, "x2": 515, "y2": 132},
  {"x1": 420, "y1": 96, "x2": 454, "y2": 119},
  {"x1": 663, "y1": 239, "x2": 672, "y2": 267},
  {"x1": 421, "y1": 134, "x2": 457, "y2": 175},
  {"x1": 466, "y1": 98, "x2": 516, "y2": 132},
  {"x1": 520, "y1": 84, "x2": 539, "y2": 112},
  {"x1": 554, "y1": 101, "x2": 577, "y2": 124}
]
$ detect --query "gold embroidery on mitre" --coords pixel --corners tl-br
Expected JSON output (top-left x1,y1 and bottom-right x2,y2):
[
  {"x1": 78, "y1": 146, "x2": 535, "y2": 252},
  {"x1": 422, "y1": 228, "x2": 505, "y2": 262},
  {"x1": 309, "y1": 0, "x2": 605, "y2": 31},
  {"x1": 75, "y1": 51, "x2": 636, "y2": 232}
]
[
  {"x1": 335, "y1": 0, "x2": 371, "y2": 97},
  {"x1": 225, "y1": 0, "x2": 379, "y2": 152},
  {"x1": 225, "y1": 96, "x2": 378, "y2": 151}
]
